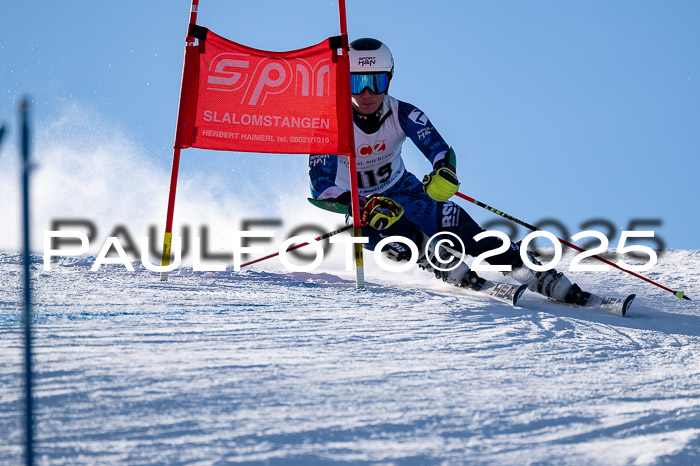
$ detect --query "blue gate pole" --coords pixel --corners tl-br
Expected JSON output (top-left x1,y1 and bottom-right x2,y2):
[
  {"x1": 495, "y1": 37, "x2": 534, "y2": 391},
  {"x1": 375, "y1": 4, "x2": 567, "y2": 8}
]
[{"x1": 20, "y1": 97, "x2": 34, "y2": 466}]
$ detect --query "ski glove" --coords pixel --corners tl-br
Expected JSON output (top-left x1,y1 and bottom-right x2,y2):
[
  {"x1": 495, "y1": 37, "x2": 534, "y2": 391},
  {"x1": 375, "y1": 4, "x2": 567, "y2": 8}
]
[
  {"x1": 423, "y1": 148, "x2": 460, "y2": 202},
  {"x1": 360, "y1": 196, "x2": 404, "y2": 230}
]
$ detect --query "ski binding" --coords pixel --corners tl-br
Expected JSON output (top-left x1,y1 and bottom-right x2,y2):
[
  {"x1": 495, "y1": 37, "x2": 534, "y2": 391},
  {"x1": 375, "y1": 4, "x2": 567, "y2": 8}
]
[{"x1": 557, "y1": 284, "x2": 636, "y2": 316}]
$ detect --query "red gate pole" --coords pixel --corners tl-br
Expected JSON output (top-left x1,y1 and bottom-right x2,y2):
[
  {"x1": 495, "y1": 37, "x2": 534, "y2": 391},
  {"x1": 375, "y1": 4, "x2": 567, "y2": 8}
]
[
  {"x1": 160, "y1": 0, "x2": 200, "y2": 281},
  {"x1": 337, "y1": 0, "x2": 366, "y2": 289}
]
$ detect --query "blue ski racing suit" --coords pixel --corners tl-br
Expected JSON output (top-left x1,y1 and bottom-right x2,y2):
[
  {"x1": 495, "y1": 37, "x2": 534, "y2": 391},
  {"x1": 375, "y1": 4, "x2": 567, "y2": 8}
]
[{"x1": 308, "y1": 94, "x2": 520, "y2": 267}]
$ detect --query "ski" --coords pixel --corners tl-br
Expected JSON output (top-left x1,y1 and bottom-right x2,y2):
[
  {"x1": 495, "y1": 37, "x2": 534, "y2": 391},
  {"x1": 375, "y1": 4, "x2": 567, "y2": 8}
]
[
  {"x1": 589, "y1": 293, "x2": 636, "y2": 316},
  {"x1": 534, "y1": 286, "x2": 636, "y2": 317},
  {"x1": 443, "y1": 270, "x2": 527, "y2": 307},
  {"x1": 474, "y1": 277, "x2": 528, "y2": 306},
  {"x1": 415, "y1": 240, "x2": 526, "y2": 307}
]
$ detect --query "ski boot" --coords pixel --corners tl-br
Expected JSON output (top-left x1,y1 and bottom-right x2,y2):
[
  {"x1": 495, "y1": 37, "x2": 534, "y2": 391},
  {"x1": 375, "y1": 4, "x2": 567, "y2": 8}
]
[
  {"x1": 385, "y1": 234, "x2": 526, "y2": 305},
  {"x1": 414, "y1": 235, "x2": 486, "y2": 290},
  {"x1": 563, "y1": 284, "x2": 591, "y2": 306},
  {"x1": 507, "y1": 249, "x2": 574, "y2": 301}
]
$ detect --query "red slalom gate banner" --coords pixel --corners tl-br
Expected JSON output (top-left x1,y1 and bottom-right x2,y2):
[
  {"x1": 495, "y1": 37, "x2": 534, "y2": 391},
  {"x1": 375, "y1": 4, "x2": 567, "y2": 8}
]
[
  {"x1": 175, "y1": 25, "x2": 352, "y2": 155},
  {"x1": 162, "y1": 0, "x2": 365, "y2": 289}
]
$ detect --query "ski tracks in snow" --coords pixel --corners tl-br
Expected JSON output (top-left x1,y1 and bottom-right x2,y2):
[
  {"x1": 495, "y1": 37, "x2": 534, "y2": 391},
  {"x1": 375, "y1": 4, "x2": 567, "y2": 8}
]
[{"x1": 0, "y1": 251, "x2": 699, "y2": 464}]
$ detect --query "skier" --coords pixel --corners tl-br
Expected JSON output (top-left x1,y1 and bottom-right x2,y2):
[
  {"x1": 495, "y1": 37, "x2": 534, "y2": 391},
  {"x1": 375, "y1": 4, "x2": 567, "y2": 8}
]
[{"x1": 308, "y1": 38, "x2": 579, "y2": 302}]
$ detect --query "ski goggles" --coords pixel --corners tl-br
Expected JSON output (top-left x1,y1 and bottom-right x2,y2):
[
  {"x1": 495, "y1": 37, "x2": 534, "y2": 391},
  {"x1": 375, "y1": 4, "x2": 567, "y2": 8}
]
[{"x1": 350, "y1": 72, "x2": 391, "y2": 95}]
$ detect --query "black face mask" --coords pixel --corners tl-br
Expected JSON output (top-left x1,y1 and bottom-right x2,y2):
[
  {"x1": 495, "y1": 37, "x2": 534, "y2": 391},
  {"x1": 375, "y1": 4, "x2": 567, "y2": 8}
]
[{"x1": 353, "y1": 102, "x2": 391, "y2": 135}]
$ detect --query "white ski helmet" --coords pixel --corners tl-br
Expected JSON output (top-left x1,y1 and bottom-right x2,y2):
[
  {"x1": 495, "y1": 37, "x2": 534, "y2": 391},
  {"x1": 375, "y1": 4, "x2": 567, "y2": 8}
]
[{"x1": 349, "y1": 38, "x2": 394, "y2": 77}]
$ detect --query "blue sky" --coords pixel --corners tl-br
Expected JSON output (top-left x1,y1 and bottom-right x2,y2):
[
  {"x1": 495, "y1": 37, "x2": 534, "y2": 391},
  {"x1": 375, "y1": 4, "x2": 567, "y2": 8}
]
[{"x1": 2, "y1": 0, "x2": 699, "y2": 252}]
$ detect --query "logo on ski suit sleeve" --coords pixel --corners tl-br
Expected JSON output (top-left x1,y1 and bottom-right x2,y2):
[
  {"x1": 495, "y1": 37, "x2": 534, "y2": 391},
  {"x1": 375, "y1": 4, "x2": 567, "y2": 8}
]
[{"x1": 408, "y1": 109, "x2": 428, "y2": 126}]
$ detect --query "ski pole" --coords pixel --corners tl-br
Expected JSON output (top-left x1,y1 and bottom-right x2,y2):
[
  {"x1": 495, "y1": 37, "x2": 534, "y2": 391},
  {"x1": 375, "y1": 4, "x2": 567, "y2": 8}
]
[
  {"x1": 455, "y1": 191, "x2": 691, "y2": 301},
  {"x1": 20, "y1": 98, "x2": 35, "y2": 466},
  {"x1": 239, "y1": 225, "x2": 352, "y2": 269},
  {"x1": 0, "y1": 123, "x2": 6, "y2": 152}
]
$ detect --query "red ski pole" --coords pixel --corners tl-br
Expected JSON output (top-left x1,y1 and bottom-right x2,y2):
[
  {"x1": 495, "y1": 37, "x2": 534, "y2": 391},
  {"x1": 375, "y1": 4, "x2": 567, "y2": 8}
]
[
  {"x1": 455, "y1": 191, "x2": 690, "y2": 301},
  {"x1": 240, "y1": 225, "x2": 352, "y2": 269}
]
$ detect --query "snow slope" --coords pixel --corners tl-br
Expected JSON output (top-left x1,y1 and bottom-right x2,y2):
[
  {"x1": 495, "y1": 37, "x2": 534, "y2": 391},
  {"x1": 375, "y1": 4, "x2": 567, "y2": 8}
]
[{"x1": 1, "y1": 249, "x2": 699, "y2": 465}]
